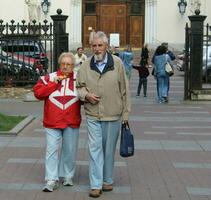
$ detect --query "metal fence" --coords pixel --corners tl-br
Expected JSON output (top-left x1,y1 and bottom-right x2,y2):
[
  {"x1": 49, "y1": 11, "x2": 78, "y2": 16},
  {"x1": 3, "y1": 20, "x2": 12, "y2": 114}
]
[
  {"x1": 184, "y1": 22, "x2": 211, "y2": 100},
  {"x1": 0, "y1": 19, "x2": 53, "y2": 86},
  {"x1": 184, "y1": 23, "x2": 190, "y2": 100}
]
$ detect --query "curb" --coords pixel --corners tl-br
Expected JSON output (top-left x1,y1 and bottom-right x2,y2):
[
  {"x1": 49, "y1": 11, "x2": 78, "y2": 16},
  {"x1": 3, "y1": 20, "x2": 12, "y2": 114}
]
[
  {"x1": 23, "y1": 92, "x2": 39, "y2": 102},
  {"x1": 0, "y1": 115, "x2": 35, "y2": 136}
]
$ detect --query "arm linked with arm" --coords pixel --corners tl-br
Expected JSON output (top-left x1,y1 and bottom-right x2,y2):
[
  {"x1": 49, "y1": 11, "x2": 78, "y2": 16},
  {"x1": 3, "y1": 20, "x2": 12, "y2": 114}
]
[
  {"x1": 76, "y1": 67, "x2": 89, "y2": 101},
  {"x1": 167, "y1": 54, "x2": 174, "y2": 66},
  {"x1": 132, "y1": 65, "x2": 139, "y2": 70}
]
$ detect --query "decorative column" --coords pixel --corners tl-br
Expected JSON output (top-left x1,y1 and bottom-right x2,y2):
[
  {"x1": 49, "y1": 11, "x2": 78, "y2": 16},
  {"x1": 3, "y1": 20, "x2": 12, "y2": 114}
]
[
  {"x1": 69, "y1": 0, "x2": 82, "y2": 50},
  {"x1": 51, "y1": 9, "x2": 69, "y2": 71},
  {"x1": 188, "y1": 9, "x2": 206, "y2": 90},
  {"x1": 145, "y1": 0, "x2": 157, "y2": 46}
]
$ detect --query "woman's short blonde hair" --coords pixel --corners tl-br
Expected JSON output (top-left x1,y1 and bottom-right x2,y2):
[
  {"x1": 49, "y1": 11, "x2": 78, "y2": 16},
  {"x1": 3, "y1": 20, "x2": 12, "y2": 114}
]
[{"x1": 58, "y1": 52, "x2": 75, "y2": 65}]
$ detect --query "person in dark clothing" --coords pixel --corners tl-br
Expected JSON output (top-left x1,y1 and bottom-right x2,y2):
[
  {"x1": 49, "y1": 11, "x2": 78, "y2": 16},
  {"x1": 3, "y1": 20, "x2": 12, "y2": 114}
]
[
  {"x1": 109, "y1": 45, "x2": 119, "y2": 57},
  {"x1": 140, "y1": 43, "x2": 149, "y2": 67},
  {"x1": 133, "y1": 65, "x2": 149, "y2": 97}
]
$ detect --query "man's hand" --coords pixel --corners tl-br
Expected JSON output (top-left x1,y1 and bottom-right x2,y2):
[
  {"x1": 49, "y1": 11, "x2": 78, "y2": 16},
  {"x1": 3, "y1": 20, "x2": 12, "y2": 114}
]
[
  {"x1": 85, "y1": 93, "x2": 100, "y2": 104},
  {"x1": 122, "y1": 120, "x2": 128, "y2": 125}
]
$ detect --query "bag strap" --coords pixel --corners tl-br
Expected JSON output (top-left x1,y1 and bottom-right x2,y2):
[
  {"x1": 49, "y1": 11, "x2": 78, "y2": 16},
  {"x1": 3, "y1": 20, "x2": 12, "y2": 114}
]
[{"x1": 166, "y1": 54, "x2": 168, "y2": 63}]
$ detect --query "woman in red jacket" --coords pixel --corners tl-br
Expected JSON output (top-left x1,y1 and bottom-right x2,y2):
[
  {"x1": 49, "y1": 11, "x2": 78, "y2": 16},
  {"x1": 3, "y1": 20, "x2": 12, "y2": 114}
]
[{"x1": 34, "y1": 52, "x2": 81, "y2": 192}]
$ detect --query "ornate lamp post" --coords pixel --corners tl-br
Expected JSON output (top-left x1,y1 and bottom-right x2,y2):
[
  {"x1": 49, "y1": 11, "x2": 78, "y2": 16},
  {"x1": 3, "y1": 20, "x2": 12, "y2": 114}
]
[
  {"x1": 41, "y1": 0, "x2": 50, "y2": 15},
  {"x1": 178, "y1": 0, "x2": 187, "y2": 15}
]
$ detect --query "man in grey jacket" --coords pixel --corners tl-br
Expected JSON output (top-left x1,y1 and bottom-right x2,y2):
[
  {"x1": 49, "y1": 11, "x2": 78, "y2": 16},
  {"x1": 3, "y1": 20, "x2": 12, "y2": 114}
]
[{"x1": 76, "y1": 31, "x2": 130, "y2": 198}]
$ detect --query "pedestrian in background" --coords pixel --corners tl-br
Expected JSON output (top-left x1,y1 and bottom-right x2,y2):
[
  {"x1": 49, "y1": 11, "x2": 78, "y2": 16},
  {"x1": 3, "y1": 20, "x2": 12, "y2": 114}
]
[
  {"x1": 133, "y1": 64, "x2": 149, "y2": 97},
  {"x1": 140, "y1": 43, "x2": 149, "y2": 67},
  {"x1": 161, "y1": 42, "x2": 175, "y2": 99},
  {"x1": 89, "y1": 28, "x2": 96, "y2": 45},
  {"x1": 109, "y1": 45, "x2": 119, "y2": 57},
  {"x1": 76, "y1": 31, "x2": 131, "y2": 198},
  {"x1": 152, "y1": 45, "x2": 173, "y2": 103},
  {"x1": 119, "y1": 44, "x2": 134, "y2": 80},
  {"x1": 161, "y1": 42, "x2": 176, "y2": 61},
  {"x1": 74, "y1": 47, "x2": 87, "y2": 72},
  {"x1": 34, "y1": 52, "x2": 81, "y2": 192}
]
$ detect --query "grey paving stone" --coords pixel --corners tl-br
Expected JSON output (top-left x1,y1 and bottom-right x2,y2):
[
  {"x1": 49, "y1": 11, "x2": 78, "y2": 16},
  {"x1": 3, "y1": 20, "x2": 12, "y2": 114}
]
[
  {"x1": 161, "y1": 140, "x2": 202, "y2": 151},
  {"x1": 0, "y1": 137, "x2": 14, "y2": 147},
  {"x1": 7, "y1": 137, "x2": 88, "y2": 148},
  {"x1": 0, "y1": 182, "x2": 131, "y2": 193},
  {"x1": 176, "y1": 132, "x2": 211, "y2": 136},
  {"x1": 133, "y1": 140, "x2": 163, "y2": 150},
  {"x1": 173, "y1": 162, "x2": 211, "y2": 169},
  {"x1": 197, "y1": 141, "x2": 211, "y2": 151},
  {"x1": 130, "y1": 116, "x2": 211, "y2": 122},
  {"x1": 187, "y1": 187, "x2": 211, "y2": 196},
  {"x1": 5, "y1": 138, "x2": 209, "y2": 151},
  {"x1": 7, "y1": 158, "x2": 127, "y2": 167}
]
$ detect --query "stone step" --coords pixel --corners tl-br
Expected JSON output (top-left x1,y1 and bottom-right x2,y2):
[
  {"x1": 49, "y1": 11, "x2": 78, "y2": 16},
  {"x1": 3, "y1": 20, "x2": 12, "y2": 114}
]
[{"x1": 191, "y1": 89, "x2": 211, "y2": 100}]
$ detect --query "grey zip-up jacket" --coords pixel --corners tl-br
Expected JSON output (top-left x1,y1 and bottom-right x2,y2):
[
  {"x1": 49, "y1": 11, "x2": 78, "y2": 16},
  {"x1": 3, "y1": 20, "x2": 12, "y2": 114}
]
[{"x1": 76, "y1": 53, "x2": 131, "y2": 121}]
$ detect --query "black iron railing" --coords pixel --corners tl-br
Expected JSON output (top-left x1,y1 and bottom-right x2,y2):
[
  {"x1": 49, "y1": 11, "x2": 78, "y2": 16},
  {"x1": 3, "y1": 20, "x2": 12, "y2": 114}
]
[{"x1": 0, "y1": 19, "x2": 53, "y2": 86}]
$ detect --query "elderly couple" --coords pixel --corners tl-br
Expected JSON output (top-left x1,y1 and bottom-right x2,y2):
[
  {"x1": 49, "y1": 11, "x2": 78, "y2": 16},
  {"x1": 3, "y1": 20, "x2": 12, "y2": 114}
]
[{"x1": 33, "y1": 31, "x2": 131, "y2": 198}]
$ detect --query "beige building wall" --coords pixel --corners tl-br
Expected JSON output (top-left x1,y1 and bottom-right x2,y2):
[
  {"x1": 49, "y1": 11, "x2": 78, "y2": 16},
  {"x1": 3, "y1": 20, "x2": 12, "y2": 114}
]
[
  {"x1": 154, "y1": 0, "x2": 211, "y2": 50},
  {"x1": 0, "y1": 0, "x2": 26, "y2": 22},
  {"x1": 0, "y1": 0, "x2": 210, "y2": 50}
]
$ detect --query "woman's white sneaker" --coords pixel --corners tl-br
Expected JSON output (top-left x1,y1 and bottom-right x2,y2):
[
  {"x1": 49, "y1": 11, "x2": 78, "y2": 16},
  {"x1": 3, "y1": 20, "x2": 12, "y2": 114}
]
[
  {"x1": 42, "y1": 180, "x2": 59, "y2": 192},
  {"x1": 63, "y1": 178, "x2": 73, "y2": 186}
]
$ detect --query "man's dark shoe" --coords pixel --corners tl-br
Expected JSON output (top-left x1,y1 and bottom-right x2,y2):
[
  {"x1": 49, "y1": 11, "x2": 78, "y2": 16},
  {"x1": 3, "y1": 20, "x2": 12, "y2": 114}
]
[
  {"x1": 163, "y1": 97, "x2": 169, "y2": 103},
  {"x1": 89, "y1": 189, "x2": 102, "y2": 198},
  {"x1": 102, "y1": 184, "x2": 113, "y2": 192}
]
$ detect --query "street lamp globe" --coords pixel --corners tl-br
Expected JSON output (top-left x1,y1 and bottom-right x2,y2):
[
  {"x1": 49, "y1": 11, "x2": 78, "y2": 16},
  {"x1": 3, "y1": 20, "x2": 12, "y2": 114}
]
[
  {"x1": 41, "y1": 0, "x2": 50, "y2": 15},
  {"x1": 178, "y1": 0, "x2": 187, "y2": 15}
]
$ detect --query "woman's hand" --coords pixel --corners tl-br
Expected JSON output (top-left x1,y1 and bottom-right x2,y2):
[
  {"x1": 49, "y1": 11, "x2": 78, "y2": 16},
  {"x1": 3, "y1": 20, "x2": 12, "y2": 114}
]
[{"x1": 53, "y1": 75, "x2": 67, "y2": 83}]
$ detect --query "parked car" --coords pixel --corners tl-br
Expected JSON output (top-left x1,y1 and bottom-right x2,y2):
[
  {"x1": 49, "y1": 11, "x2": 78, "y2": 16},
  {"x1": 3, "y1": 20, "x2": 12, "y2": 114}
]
[
  {"x1": 175, "y1": 51, "x2": 185, "y2": 71},
  {"x1": 202, "y1": 45, "x2": 211, "y2": 81},
  {"x1": 1, "y1": 39, "x2": 48, "y2": 74},
  {"x1": 175, "y1": 46, "x2": 211, "y2": 81},
  {"x1": 0, "y1": 47, "x2": 41, "y2": 84}
]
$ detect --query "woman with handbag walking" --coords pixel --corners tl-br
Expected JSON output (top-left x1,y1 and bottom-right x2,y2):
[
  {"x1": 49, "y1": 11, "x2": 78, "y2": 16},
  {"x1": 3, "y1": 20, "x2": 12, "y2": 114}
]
[{"x1": 152, "y1": 45, "x2": 173, "y2": 103}]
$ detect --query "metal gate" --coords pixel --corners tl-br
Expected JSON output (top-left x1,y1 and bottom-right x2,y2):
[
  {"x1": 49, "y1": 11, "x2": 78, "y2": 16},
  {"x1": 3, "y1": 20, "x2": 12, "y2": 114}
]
[
  {"x1": 184, "y1": 22, "x2": 211, "y2": 100},
  {"x1": 184, "y1": 23, "x2": 191, "y2": 100},
  {"x1": 0, "y1": 19, "x2": 53, "y2": 86}
]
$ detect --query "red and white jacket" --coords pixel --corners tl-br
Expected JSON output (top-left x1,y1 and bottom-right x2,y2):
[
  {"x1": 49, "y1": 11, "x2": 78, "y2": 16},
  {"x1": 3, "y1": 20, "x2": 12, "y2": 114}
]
[{"x1": 33, "y1": 70, "x2": 81, "y2": 129}]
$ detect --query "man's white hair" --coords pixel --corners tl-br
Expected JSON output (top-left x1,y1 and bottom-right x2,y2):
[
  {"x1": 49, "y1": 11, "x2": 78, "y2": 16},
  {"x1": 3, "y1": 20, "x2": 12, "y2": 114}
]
[{"x1": 92, "y1": 31, "x2": 108, "y2": 44}]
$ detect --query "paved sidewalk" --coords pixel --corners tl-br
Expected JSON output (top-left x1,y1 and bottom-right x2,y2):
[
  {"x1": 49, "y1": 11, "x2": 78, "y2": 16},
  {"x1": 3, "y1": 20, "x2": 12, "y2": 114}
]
[{"x1": 1, "y1": 69, "x2": 211, "y2": 200}]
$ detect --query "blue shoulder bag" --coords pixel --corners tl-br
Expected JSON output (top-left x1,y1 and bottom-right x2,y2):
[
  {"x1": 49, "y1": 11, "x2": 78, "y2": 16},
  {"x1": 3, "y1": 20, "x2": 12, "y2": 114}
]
[{"x1": 120, "y1": 122, "x2": 134, "y2": 157}]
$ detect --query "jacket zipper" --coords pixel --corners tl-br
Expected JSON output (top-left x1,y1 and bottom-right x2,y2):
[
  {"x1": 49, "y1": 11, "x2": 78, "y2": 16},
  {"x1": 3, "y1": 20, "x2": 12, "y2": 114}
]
[{"x1": 63, "y1": 79, "x2": 67, "y2": 110}]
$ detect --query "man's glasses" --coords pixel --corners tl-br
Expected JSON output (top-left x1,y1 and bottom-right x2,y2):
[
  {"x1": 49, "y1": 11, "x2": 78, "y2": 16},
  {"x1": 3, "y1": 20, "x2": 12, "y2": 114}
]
[{"x1": 60, "y1": 62, "x2": 74, "y2": 68}]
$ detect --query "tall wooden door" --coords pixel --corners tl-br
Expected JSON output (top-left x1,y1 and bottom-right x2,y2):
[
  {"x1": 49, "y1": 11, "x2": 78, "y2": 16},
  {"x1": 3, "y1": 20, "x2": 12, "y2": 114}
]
[
  {"x1": 82, "y1": 1, "x2": 145, "y2": 48},
  {"x1": 99, "y1": 4, "x2": 126, "y2": 47},
  {"x1": 130, "y1": 16, "x2": 144, "y2": 47},
  {"x1": 83, "y1": 16, "x2": 97, "y2": 47}
]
